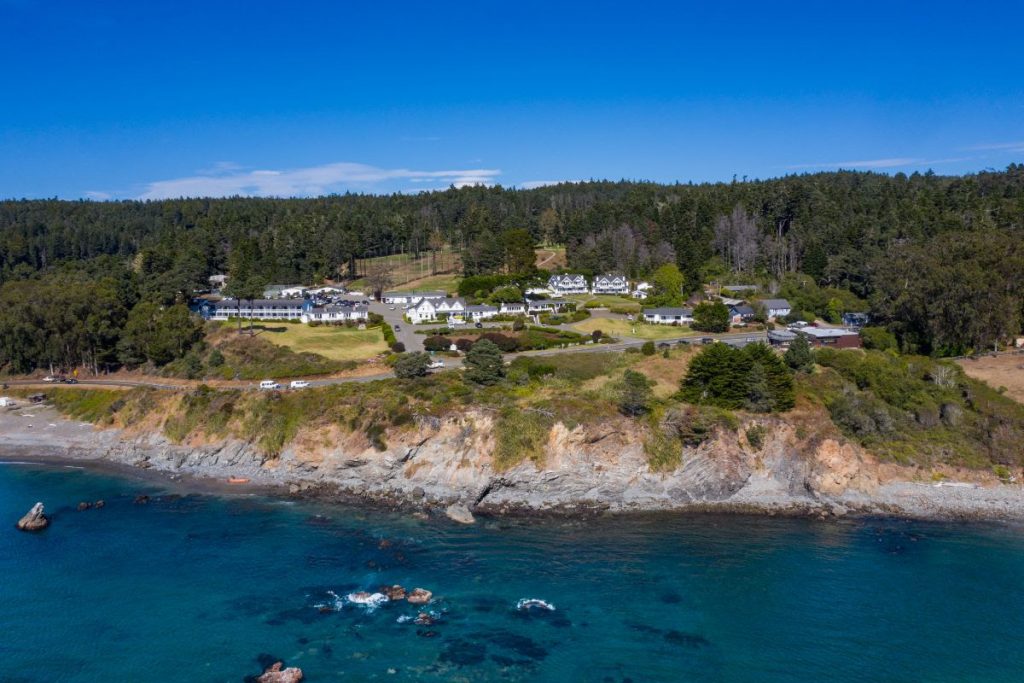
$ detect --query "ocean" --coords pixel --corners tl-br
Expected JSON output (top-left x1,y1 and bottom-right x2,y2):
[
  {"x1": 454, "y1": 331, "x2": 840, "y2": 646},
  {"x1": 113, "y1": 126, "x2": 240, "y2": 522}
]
[{"x1": 2, "y1": 461, "x2": 1022, "y2": 682}]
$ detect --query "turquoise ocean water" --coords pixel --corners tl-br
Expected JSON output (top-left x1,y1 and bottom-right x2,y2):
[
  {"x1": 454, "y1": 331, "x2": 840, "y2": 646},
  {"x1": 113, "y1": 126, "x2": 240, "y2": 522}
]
[{"x1": 1, "y1": 461, "x2": 1022, "y2": 682}]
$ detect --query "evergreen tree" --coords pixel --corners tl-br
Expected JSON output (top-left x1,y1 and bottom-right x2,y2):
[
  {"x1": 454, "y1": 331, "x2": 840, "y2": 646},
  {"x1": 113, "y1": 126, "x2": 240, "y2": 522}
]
[
  {"x1": 394, "y1": 352, "x2": 431, "y2": 379},
  {"x1": 463, "y1": 339, "x2": 505, "y2": 385},
  {"x1": 692, "y1": 301, "x2": 730, "y2": 332},
  {"x1": 784, "y1": 333, "x2": 815, "y2": 373},
  {"x1": 618, "y1": 369, "x2": 653, "y2": 416}
]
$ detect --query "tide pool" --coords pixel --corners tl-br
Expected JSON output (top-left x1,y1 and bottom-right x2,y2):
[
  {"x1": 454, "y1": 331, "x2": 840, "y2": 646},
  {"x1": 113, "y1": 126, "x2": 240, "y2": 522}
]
[{"x1": 2, "y1": 462, "x2": 1022, "y2": 682}]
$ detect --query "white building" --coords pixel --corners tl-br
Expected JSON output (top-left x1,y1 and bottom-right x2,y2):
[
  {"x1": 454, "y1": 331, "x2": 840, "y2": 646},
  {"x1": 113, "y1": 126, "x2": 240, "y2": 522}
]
[
  {"x1": 631, "y1": 281, "x2": 652, "y2": 299},
  {"x1": 499, "y1": 302, "x2": 527, "y2": 316},
  {"x1": 642, "y1": 307, "x2": 694, "y2": 325},
  {"x1": 761, "y1": 298, "x2": 792, "y2": 320},
  {"x1": 406, "y1": 297, "x2": 467, "y2": 324},
  {"x1": 591, "y1": 273, "x2": 629, "y2": 295},
  {"x1": 465, "y1": 304, "x2": 499, "y2": 321},
  {"x1": 263, "y1": 284, "x2": 307, "y2": 299},
  {"x1": 207, "y1": 298, "x2": 305, "y2": 321},
  {"x1": 527, "y1": 299, "x2": 571, "y2": 314},
  {"x1": 300, "y1": 304, "x2": 368, "y2": 324},
  {"x1": 381, "y1": 290, "x2": 446, "y2": 305},
  {"x1": 547, "y1": 274, "x2": 588, "y2": 295}
]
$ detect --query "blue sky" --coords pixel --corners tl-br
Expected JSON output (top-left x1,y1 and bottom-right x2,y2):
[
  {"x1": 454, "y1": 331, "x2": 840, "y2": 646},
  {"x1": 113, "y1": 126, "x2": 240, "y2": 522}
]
[{"x1": 2, "y1": 0, "x2": 1023, "y2": 199}]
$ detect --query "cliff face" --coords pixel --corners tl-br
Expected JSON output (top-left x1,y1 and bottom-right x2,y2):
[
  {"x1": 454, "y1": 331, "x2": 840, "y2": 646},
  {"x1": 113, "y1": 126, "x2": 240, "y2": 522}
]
[{"x1": 83, "y1": 409, "x2": 880, "y2": 515}]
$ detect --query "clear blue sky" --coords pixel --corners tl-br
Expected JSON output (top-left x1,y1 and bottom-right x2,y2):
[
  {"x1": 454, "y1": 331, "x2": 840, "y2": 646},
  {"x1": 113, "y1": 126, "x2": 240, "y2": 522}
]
[{"x1": 2, "y1": 0, "x2": 1023, "y2": 199}]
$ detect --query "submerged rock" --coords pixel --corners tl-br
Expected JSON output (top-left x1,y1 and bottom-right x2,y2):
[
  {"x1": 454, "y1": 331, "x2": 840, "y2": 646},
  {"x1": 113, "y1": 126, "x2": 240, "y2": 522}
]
[
  {"x1": 94, "y1": 500, "x2": 105, "y2": 509},
  {"x1": 16, "y1": 502, "x2": 49, "y2": 532},
  {"x1": 77, "y1": 501, "x2": 92, "y2": 511},
  {"x1": 382, "y1": 584, "x2": 406, "y2": 600},
  {"x1": 407, "y1": 588, "x2": 433, "y2": 604},
  {"x1": 445, "y1": 503, "x2": 475, "y2": 524},
  {"x1": 133, "y1": 495, "x2": 150, "y2": 505},
  {"x1": 256, "y1": 661, "x2": 303, "y2": 683}
]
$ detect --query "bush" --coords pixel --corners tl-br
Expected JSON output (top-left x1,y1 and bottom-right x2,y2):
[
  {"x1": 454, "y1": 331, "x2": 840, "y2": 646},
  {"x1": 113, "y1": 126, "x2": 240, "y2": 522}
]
[
  {"x1": 512, "y1": 316, "x2": 526, "y2": 331},
  {"x1": 618, "y1": 370, "x2": 653, "y2": 416},
  {"x1": 784, "y1": 334, "x2": 814, "y2": 372},
  {"x1": 463, "y1": 339, "x2": 505, "y2": 385},
  {"x1": 479, "y1": 332, "x2": 520, "y2": 352},
  {"x1": 591, "y1": 330, "x2": 603, "y2": 343},
  {"x1": 394, "y1": 352, "x2": 430, "y2": 379},
  {"x1": 455, "y1": 338, "x2": 474, "y2": 352},
  {"x1": 390, "y1": 341, "x2": 406, "y2": 353},
  {"x1": 860, "y1": 326, "x2": 898, "y2": 351},
  {"x1": 692, "y1": 301, "x2": 730, "y2": 332},
  {"x1": 381, "y1": 323, "x2": 397, "y2": 346},
  {"x1": 680, "y1": 342, "x2": 794, "y2": 412},
  {"x1": 641, "y1": 340, "x2": 656, "y2": 356},
  {"x1": 208, "y1": 349, "x2": 225, "y2": 367},
  {"x1": 745, "y1": 424, "x2": 767, "y2": 450},
  {"x1": 424, "y1": 335, "x2": 453, "y2": 352}
]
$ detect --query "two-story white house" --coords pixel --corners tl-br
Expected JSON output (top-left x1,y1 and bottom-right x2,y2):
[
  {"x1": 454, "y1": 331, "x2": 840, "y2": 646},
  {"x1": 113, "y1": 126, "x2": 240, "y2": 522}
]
[
  {"x1": 642, "y1": 307, "x2": 694, "y2": 325},
  {"x1": 406, "y1": 297, "x2": 467, "y2": 324},
  {"x1": 591, "y1": 273, "x2": 629, "y2": 295},
  {"x1": 548, "y1": 274, "x2": 588, "y2": 295},
  {"x1": 527, "y1": 299, "x2": 571, "y2": 314}
]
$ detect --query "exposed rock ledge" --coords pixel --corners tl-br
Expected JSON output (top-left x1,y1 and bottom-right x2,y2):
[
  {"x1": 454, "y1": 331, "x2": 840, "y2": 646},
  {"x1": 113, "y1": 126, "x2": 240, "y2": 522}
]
[{"x1": 1, "y1": 406, "x2": 1022, "y2": 521}]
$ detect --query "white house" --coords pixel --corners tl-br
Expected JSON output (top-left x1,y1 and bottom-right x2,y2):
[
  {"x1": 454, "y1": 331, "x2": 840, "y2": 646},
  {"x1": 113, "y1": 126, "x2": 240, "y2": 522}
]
[
  {"x1": 263, "y1": 284, "x2": 307, "y2": 299},
  {"x1": 208, "y1": 274, "x2": 228, "y2": 291},
  {"x1": 465, "y1": 304, "x2": 499, "y2": 321},
  {"x1": 406, "y1": 297, "x2": 467, "y2": 324},
  {"x1": 631, "y1": 281, "x2": 652, "y2": 299},
  {"x1": 527, "y1": 299, "x2": 571, "y2": 314},
  {"x1": 642, "y1": 307, "x2": 694, "y2": 325},
  {"x1": 591, "y1": 273, "x2": 629, "y2": 295},
  {"x1": 499, "y1": 302, "x2": 526, "y2": 315},
  {"x1": 382, "y1": 290, "x2": 446, "y2": 306},
  {"x1": 300, "y1": 304, "x2": 368, "y2": 324},
  {"x1": 760, "y1": 298, "x2": 792, "y2": 320},
  {"x1": 548, "y1": 274, "x2": 588, "y2": 295},
  {"x1": 308, "y1": 285, "x2": 347, "y2": 296}
]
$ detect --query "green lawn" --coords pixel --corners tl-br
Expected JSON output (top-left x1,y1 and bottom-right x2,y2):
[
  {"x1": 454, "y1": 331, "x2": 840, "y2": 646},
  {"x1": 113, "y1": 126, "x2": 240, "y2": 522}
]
[
  {"x1": 256, "y1": 323, "x2": 388, "y2": 361},
  {"x1": 391, "y1": 273, "x2": 461, "y2": 294},
  {"x1": 571, "y1": 317, "x2": 696, "y2": 340},
  {"x1": 566, "y1": 294, "x2": 642, "y2": 311}
]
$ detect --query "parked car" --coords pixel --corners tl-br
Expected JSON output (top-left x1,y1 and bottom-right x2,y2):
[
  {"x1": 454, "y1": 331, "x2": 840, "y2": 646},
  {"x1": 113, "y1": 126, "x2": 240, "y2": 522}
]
[
  {"x1": 788, "y1": 321, "x2": 810, "y2": 329},
  {"x1": 43, "y1": 375, "x2": 60, "y2": 383},
  {"x1": 63, "y1": 377, "x2": 79, "y2": 384},
  {"x1": 259, "y1": 380, "x2": 282, "y2": 390},
  {"x1": 700, "y1": 337, "x2": 714, "y2": 345},
  {"x1": 388, "y1": 306, "x2": 396, "y2": 310},
  {"x1": 394, "y1": 325, "x2": 401, "y2": 331},
  {"x1": 427, "y1": 360, "x2": 445, "y2": 369},
  {"x1": 475, "y1": 322, "x2": 483, "y2": 328},
  {"x1": 289, "y1": 380, "x2": 310, "y2": 389}
]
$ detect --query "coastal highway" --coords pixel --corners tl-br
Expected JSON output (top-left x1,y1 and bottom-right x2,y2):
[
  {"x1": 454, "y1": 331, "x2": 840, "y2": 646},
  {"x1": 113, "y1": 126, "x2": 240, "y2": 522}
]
[{"x1": 2, "y1": 330, "x2": 766, "y2": 393}]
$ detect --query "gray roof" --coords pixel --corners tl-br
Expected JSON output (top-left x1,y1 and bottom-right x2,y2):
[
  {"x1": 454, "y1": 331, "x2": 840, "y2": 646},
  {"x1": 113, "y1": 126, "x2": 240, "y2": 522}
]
[
  {"x1": 644, "y1": 307, "x2": 693, "y2": 316},
  {"x1": 723, "y1": 284, "x2": 758, "y2": 291},
  {"x1": 466, "y1": 304, "x2": 498, "y2": 312},
  {"x1": 767, "y1": 329, "x2": 797, "y2": 341},
  {"x1": 761, "y1": 299, "x2": 791, "y2": 309},
  {"x1": 731, "y1": 304, "x2": 756, "y2": 316},
  {"x1": 213, "y1": 298, "x2": 303, "y2": 310}
]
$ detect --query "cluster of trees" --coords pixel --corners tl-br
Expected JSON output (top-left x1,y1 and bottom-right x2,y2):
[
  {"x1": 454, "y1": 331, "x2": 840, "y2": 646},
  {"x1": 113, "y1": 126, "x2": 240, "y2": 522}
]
[
  {"x1": 680, "y1": 343, "x2": 795, "y2": 412},
  {"x1": 3, "y1": 165, "x2": 1024, "y2": 356},
  {"x1": 0, "y1": 259, "x2": 204, "y2": 373}
]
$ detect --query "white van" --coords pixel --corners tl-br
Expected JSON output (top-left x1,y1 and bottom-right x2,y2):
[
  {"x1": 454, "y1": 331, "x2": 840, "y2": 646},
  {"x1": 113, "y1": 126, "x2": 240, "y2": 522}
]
[
  {"x1": 289, "y1": 380, "x2": 310, "y2": 389},
  {"x1": 259, "y1": 380, "x2": 282, "y2": 390},
  {"x1": 427, "y1": 359, "x2": 445, "y2": 369}
]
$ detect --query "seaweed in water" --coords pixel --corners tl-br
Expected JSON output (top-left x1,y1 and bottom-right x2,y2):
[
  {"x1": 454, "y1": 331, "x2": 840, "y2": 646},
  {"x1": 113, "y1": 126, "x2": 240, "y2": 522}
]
[
  {"x1": 663, "y1": 630, "x2": 710, "y2": 648},
  {"x1": 438, "y1": 638, "x2": 487, "y2": 666}
]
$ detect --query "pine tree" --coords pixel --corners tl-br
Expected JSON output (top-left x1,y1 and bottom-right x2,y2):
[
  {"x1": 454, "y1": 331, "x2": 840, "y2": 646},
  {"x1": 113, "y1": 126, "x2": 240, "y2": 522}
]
[
  {"x1": 784, "y1": 333, "x2": 815, "y2": 373},
  {"x1": 463, "y1": 339, "x2": 505, "y2": 385}
]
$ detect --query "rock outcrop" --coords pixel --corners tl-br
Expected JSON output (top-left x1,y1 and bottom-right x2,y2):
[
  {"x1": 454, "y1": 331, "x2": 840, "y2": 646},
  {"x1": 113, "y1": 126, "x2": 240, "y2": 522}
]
[
  {"x1": 16, "y1": 502, "x2": 49, "y2": 531},
  {"x1": 445, "y1": 502, "x2": 475, "y2": 524},
  {"x1": 256, "y1": 662, "x2": 303, "y2": 683},
  {"x1": 406, "y1": 588, "x2": 433, "y2": 604}
]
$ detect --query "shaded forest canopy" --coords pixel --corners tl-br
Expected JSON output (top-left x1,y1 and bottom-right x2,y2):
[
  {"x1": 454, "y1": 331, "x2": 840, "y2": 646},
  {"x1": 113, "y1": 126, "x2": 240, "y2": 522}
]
[{"x1": 1, "y1": 165, "x2": 1023, "y2": 367}]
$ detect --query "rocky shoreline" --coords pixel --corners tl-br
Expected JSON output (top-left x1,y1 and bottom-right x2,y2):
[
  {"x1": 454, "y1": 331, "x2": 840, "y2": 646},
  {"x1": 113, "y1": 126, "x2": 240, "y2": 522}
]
[{"x1": 2, "y1": 405, "x2": 1023, "y2": 523}]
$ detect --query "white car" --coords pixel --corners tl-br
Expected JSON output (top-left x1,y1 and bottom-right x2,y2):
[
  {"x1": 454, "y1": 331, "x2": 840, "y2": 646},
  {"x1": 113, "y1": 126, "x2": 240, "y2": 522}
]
[
  {"x1": 42, "y1": 375, "x2": 59, "y2": 383},
  {"x1": 259, "y1": 380, "x2": 282, "y2": 390},
  {"x1": 289, "y1": 380, "x2": 310, "y2": 389},
  {"x1": 427, "y1": 360, "x2": 445, "y2": 369}
]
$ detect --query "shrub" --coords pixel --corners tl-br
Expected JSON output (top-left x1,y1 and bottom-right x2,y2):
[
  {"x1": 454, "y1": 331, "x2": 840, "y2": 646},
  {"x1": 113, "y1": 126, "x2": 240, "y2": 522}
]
[
  {"x1": 746, "y1": 424, "x2": 767, "y2": 450},
  {"x1": 381, "y1": 323, "x2": 397, "y2": 346},
  {"x1": 394, "y1": 352, "x2": 430, "y2": 379},
  {"x1": 390, "y1": 341, "x2": 406, "y2": 353},
  {"x1": 463, "y1": 339, "x2": 504, "y2": 385},
  {"x1": 641, "y1": 341, "x2": 656, "y2": 356},
  {"x1": 479, "y1": 332, "x2": 520, "y2": 352},
  {"x1": 208, "y1": 349, "x2": 225, "y2": 367},
  {"x1": 618, "y1": 370, "x2": 653, "y2": 416},
  {"x1": 512, "y1": 316, "x2": 526, "y2": 331},
  {"x1": 860, "y1": 326, "x2": 898, "y2": 351},
  {"x1": 591, "y1": 330, "x2": 603, "y2": 343},
  {"x1": 424, "y1": 335, "x2": 452, "y2": 352},
  {"x1": 692, "y1": 301, "x2": 730, "y2": 332},
  {"x1": 455, "y1": 338, "x2": 474, "y2": 352},
  {"x1": 784, "y1": 334, "x2": 814, "y2": 372}
]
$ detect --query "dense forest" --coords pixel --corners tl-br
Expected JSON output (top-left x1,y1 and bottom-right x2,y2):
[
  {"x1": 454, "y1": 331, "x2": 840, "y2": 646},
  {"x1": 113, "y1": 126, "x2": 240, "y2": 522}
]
[{"x1": 1, "y1": 165, "x2": 1023, "y2": 372}]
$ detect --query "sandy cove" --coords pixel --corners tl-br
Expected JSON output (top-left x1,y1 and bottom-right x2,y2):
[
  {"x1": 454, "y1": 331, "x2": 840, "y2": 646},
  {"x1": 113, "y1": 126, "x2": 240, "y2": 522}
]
[{"x1": 1, "y1": 404, "x2": 1023, "y2": 522}]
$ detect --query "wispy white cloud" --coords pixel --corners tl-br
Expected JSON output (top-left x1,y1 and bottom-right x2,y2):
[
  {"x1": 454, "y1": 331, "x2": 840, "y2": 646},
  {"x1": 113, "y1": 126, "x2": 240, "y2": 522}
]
[
  {"x1": 963, "y1": 141, "x2": 1024, "y2": 152},
  {"x1": 518, "y1": 179, "x2": 580, "y2": 189},
  {"x1": 84, "y1": 190, "x2": 112, "y2": 200},
  {"x1": 784, "y1": 157, "x2": 922, "y2": 170},
  {"x1": 137, "y1": 161, "x2": 501, "y2": 199}
]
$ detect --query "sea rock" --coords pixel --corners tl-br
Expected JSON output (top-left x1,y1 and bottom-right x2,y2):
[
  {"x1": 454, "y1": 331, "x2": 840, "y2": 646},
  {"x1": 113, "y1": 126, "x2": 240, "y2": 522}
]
[
  {"x1": 78, "y1": 501, "x2": 92, "y2": 511},
  {"x1": 94, "y1": 500, "x2": 105, "y2": 508},
  {"x1": 382, "y1": 584, "x2": 406, "y2": 600},
  {"x1": 16, "y1": 502, "x2": 49, "y2": 531},
  {"x1": 414, "y1": 612, "x2": 434, "y2": 625},
  {"x1": 256, "y1": 661, "x2": 303, "y2": 683},
  {"x1": 445, "y1": 503, "x2": 475, "y2": 524},
  {"x1": 133, "y1": 495, "x2": 150, "y2": 505},
  {"x1": 407, "y1": 588, "x2": 432, "y2": 605}
]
